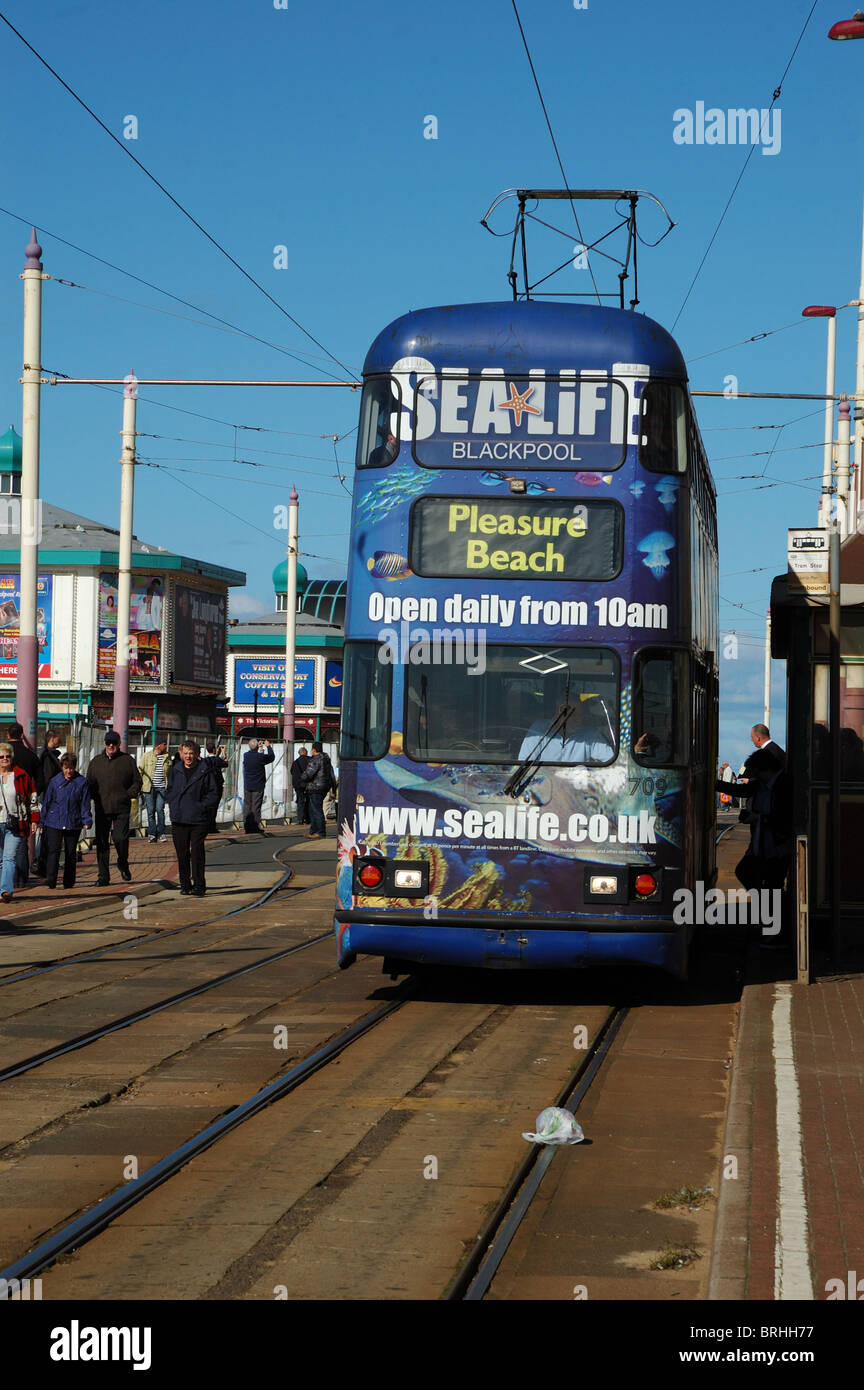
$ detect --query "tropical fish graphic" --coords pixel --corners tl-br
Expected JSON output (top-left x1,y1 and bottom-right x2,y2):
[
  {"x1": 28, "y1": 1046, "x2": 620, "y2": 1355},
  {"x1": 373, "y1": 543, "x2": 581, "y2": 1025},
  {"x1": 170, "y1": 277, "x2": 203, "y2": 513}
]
[
  {"x1": 637, "y1": 530, "x2": 675, "y2": 577},
  {"x1": 479, "y1": 470, "x2": 555, "y2": 494},
  {"x1": 328, "y1": 674, "x2": 342, "y2": 688},
  {"x1": 367, "y1": 551, "x2": 412, "y2": 580},
  {"x1": 355, "y1": 460, "x2": 442, "y2": 524},
  {"x1": 573, "y1": 472, "x2": 613, "y2": 486}
]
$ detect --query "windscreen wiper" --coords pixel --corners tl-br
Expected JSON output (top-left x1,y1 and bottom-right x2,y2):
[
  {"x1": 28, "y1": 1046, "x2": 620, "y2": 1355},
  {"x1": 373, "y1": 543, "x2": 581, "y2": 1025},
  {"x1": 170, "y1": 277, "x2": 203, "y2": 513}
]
[{"x1": 504, "y1": 704, "x2": 576, "y2": 799}]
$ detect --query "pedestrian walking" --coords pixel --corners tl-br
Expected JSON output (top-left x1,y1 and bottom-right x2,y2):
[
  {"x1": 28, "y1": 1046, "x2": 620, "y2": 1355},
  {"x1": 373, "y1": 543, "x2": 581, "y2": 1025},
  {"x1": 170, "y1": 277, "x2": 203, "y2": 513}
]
[
  {"x1": 203, "y1": 742, "x2": 228, "y2": 833},
  {"x1": 86, "y1": 730, "x2": 143, "y2": 885},
  {"x1": 290, "y1": 746, "x2": 310, "y2": 825},
  {"x1": 301, "y1": 741, "x2": 336, "y2": 839},
  {"x1": 7, "y1": 721, "x2": 41, "y2": 788},
  {"x1": 41, "y1": 753, "x2": 92, "y2": 889},
  {"x1": 242, "y1": 738, "x2": 274, "y2": 833},
  {"x1": 0, "y1": 741, "x2": 37, "y2": 903},
  {"x1": 167, "y1": 741, "x2": 220, "y2": 896},
  {"x1": 140, "y1": 737, "x2": 171, "y2": 843}
]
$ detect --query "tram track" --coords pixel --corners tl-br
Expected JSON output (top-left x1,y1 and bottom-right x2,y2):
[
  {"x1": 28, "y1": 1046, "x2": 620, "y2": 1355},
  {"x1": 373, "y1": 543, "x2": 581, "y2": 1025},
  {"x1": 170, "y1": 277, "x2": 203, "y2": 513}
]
[
  {"x1": 0, "y1": 991, "x2": 411, "y2": 1288},
  {"x1": 446, "y1": 1003, "x2": 628, "y2": 1300},
  {"x1": 0, "y1": 843, "x2": 313, "y2": 989}
]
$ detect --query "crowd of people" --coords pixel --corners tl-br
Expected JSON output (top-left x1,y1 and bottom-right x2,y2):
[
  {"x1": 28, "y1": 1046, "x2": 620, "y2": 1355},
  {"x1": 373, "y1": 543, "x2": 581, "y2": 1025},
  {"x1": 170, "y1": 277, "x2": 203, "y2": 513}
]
[{"x1": 0, "y1": 726, "x2": 336, "y2": 906}]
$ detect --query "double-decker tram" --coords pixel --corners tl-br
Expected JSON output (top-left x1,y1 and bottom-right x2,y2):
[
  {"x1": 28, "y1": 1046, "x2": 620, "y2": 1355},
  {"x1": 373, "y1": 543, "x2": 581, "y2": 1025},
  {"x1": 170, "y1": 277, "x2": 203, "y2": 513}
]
[{"x1": 335, "y1": 297, "x2": 718, "y2": 978}]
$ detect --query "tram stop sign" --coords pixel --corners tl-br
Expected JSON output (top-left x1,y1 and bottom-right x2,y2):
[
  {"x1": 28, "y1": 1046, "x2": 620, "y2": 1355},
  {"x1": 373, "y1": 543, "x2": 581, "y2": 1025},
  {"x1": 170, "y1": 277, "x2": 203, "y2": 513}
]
[{"x1": 787, "y1": 528, "x2": 829, "y2": 596}]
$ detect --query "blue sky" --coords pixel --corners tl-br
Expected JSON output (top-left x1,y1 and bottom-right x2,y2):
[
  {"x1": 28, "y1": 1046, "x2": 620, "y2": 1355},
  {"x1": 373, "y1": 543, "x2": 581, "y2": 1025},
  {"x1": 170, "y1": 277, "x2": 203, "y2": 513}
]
[{"x1": 0, "y1": 0, "x2": 860, "y2": 768}]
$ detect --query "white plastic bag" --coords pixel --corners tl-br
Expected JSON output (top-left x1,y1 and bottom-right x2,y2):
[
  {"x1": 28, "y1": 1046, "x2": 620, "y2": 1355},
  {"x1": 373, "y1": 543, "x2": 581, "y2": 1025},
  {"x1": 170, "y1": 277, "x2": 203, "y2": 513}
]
[{"x1": 522, "y1": 1106, "x2": 585, "y2": 1146}]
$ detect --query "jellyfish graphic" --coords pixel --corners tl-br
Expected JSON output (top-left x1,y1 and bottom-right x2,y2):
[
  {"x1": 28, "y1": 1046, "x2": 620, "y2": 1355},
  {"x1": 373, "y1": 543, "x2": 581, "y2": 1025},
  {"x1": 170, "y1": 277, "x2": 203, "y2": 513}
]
[
  {"x1": 637, "y1": 530, "x2": 675, "y2": 577},
  {"x1": 654, "y1": 476, "x2": 681, "y2": 511},
  {"x1": 629, "y1": 480, "x2": 646, "y2": 498}
]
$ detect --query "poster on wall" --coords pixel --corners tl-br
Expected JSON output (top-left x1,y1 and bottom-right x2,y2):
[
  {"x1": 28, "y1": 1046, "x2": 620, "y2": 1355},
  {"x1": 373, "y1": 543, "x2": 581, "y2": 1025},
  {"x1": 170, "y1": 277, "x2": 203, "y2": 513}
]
[
  {"x1": 324, "y1": 660, "x2": 342, "y2": 709},
  {"x1": 174, "y1": 585, "x2": 226, "y2": 688},
  {"x1": 0, "y1": 574, "x2": 53, "y2": 678},
  {"x1": 98, "y1": 573, "x2": 163, "y2": 684},
  {"x1": 233, "y1": 657, "x2": 315, "y2": 705}
]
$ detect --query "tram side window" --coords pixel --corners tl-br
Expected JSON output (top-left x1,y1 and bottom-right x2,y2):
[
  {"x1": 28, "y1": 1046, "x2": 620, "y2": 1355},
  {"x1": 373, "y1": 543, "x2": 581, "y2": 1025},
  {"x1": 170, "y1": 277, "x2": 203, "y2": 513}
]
[
  {"x1": 638, "y1": 382, "x2": 687, "y2": 475},
  {"x1": 339, "y1": 642, "x2": 392, "y2": 760},
  {"x1": 632, "y1": 650, "x2": 688, "y2": 765},
  {"x1": 355, "y1": 377, "x2": 401, "y2": 469}
]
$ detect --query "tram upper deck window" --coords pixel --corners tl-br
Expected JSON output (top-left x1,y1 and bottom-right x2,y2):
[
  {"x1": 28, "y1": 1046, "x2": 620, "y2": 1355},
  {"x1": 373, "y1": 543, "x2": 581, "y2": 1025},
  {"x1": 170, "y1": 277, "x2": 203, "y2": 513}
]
[
  {"x1": 339, "y1": 642, "x2": 392, "y2": 760},
  {"x1": 638, "y1": 382, "x2": 687, "y2": 475},
  {"x1": 356, "y1": 377, "x2": 401, "y2": 469},
  {"x1": 404, "y1": 645, "x2": 619, "y2": 766},
  {"x1": 631, "y1": 649, "x2": 688, "y2": 766}
]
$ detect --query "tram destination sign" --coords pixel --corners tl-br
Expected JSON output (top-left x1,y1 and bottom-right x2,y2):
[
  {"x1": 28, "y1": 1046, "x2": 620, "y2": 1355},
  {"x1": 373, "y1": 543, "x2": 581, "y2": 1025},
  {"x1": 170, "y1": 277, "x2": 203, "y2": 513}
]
[
  {"x1": 410, "y1": 497, "x2": 623, "y2": 578},
  {"x1": 408, "y1": 371, "x2": 629, "y2": 470},
  {"x1": 787, "y1": 528, "x2": 829, "y2": 595}
]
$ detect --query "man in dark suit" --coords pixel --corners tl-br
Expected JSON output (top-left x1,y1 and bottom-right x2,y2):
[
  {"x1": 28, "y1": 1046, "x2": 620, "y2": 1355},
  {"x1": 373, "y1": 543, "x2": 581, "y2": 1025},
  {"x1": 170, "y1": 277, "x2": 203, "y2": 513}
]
[{"x1": 745, "y1": 724, "x2": 786, "y2": 773}]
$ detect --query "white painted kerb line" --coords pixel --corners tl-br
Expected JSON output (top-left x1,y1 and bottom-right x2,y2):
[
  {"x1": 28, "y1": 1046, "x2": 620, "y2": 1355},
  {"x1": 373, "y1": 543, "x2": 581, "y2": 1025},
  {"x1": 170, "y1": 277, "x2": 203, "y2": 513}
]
[{"x1": 772, "y1": 982, "x2": 813, "y2": 1299}]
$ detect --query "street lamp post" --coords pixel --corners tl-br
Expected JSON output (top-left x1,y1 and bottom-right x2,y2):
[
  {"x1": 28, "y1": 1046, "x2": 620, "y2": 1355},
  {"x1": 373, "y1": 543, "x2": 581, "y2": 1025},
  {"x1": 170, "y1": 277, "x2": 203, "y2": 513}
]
[{"x1": 802, "y1": 306, "x2": 837, "y2": 528}]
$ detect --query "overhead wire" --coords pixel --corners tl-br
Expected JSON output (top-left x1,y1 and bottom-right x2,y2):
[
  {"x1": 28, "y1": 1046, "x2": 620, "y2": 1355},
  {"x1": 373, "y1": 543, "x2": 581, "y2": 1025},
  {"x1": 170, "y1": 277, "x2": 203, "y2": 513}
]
[
  {"x1": 510, "y1": 0, "x2": 602, "y2": 304},
  {"x1": 0, "y1": 205, "x2": 347, "y2": 382},
  {"x1": 0, "y1": 13, "x2": 358, "y2": 379},
  {"x1": 672, "y1": 0, "x2": 820, "y2": 330}
]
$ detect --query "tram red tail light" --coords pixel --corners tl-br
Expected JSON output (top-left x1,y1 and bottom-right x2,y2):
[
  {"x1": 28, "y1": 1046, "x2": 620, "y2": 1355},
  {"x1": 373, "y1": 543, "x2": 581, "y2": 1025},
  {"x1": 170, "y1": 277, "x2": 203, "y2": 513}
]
[
  {"x1": 634, "y1": 873, "x2": 657, "y2": 897},
  {"x1": 358, "y1": 862, "x2": 384, "y2": 890}
]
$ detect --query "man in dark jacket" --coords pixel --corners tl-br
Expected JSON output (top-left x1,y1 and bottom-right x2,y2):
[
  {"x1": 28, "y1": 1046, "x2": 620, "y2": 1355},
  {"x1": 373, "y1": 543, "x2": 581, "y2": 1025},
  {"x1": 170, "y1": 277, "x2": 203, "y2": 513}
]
[
  {"x1": 302, "y1": 741, "x2": 335, "y2": 840},
  {"x1": 290, "y1": 747, "x2": 309, "y2": 826},
  {"x1": 8, "y1": 721, "x2": 40, "y2": 788},
  {"x1": 242, "y1": 738, "x2": 274, "y2": 833},
  {"x1": 167, "y1": 741, "x2": 220, "y2": 895},
  {"x1": 86, "y1": 730, "x2": 143, "y2": 885}
]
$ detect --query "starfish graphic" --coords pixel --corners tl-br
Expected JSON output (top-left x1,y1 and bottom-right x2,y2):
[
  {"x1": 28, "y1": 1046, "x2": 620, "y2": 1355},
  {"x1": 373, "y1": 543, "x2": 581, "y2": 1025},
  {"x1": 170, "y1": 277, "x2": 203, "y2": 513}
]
[{"x1": 498, "y1": 383, "x2": 541, "y2": 428}]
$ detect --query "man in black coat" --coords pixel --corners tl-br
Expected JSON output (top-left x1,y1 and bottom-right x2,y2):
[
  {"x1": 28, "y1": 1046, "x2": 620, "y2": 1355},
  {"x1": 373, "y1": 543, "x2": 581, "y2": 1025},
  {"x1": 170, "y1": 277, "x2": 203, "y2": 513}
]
[
  {"x1": 8, "y1": 721, "x2": 40, "y2": 788},
  {"x1": 302, "y1": 741, "x2": 335, "y2": 840},
  {"x1": 86, "y1": 730, "x2": 143, "y2": 885},
  {"x1": 290, "y1": 746, "x2": 309, "y2": 826},
  {"x1": 242, "y1": 738, "x2": 274, "y2": 833},
  {"x1": 167, "y1": 741, "x2": 220, "y2": 896}
]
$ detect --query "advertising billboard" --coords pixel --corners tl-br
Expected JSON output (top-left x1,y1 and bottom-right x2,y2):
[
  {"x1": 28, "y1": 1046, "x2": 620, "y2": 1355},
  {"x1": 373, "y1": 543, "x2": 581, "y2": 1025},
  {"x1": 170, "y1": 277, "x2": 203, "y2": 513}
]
[
  {"x1": 0, "y1": 574, "x2": 53, "y2": 678},
  {"x1": 174, "y1": 585, "x2": 227, "y2": 688},
  {"x1": 234, "y1": 657, "x2": 315, "y2": 705},
  {"x1": 98, "y1": 573, "x2": 163, "y2": 684}
]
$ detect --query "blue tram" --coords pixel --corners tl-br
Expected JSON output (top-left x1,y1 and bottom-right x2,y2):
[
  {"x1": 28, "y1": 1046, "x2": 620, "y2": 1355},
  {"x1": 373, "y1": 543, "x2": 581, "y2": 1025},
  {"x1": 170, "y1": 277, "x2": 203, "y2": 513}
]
[{"x1": 334, "y1": 301, "x2": 718, "y2": 977}]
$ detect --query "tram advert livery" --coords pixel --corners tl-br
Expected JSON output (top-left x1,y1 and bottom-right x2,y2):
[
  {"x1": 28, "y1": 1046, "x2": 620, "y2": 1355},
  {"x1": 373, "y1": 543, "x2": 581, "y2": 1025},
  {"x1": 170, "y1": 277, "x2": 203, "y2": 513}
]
[{"x1": 335, "y1": 301, "x2": 718, "y2": 978}]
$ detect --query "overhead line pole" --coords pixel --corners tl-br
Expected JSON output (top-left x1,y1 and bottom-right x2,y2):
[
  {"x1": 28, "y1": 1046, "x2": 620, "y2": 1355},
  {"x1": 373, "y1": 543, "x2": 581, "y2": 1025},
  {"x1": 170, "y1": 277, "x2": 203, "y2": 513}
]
[{"x1": 17, "y1": 229, "x2": 45, "y2": 749}]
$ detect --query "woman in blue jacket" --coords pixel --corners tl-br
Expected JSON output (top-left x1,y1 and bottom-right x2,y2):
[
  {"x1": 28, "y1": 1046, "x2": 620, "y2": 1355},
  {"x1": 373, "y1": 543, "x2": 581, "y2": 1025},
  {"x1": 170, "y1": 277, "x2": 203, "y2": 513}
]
[{"x1": 41, "y1": 753, "x2": 93, "y2": 889}]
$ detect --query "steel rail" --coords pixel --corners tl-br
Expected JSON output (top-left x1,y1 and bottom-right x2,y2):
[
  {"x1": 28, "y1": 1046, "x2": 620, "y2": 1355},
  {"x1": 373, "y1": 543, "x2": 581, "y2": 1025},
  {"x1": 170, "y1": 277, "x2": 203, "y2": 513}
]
[
  {"x1": 0, "y1": 844, "x2": 323, "y2": 988},
  {"x1": 0, "y1": 926, "x2": 332, "y2": 1084},
  {"x1": 0, "y1": 995, "x2": 406, "y2": 1287},
  {"x1": 447, "y1": 1005, "x2": 628, "y2": 1301}
]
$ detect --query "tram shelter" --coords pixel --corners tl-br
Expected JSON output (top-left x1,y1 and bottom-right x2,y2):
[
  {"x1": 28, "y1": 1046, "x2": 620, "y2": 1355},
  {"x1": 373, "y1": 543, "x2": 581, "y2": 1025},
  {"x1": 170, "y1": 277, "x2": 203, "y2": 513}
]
[{"x1": 771, "y1": 528, "x2": 864, "y2": 946}]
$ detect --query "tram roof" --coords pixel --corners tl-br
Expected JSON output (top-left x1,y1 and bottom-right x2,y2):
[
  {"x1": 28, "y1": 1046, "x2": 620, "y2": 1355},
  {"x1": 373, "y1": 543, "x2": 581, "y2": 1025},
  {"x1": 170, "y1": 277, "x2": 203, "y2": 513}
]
[{"x1": 362, "y1": 301, "x2": 687, "y2": 378}]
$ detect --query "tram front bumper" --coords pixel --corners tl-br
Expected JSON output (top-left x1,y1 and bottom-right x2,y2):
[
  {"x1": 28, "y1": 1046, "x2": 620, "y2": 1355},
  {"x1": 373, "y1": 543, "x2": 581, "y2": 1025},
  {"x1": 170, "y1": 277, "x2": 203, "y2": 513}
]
[{"x1": 335, "y1": 917, "x2": 688, "y2": 976}]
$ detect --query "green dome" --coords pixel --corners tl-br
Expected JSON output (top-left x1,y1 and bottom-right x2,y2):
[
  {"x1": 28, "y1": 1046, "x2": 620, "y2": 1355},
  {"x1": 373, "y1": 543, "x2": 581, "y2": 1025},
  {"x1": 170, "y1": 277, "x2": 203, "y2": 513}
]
[
  {"x1": 0, "y1": 426, "x2": 22, "y2": 474},
  {"x1": 273, "y1": 557, "x2": 309, "y2": 595}
]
